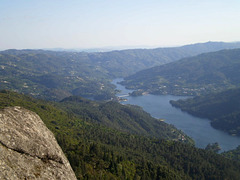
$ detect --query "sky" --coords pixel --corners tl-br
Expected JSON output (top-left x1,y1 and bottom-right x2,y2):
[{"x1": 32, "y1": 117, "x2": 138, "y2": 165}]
[{"x1": 0, "y1": 0, "x2": 240, "y2": 50}]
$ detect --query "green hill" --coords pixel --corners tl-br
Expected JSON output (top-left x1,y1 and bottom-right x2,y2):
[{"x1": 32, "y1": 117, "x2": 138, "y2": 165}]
[
  {"x1": 122, "y1": 48, "x2": 240, "y2": 96},
  {"x1": 58, "y1": 96, "x2": 192, "y2": 142},
  {"x1": 0, "y1": 50, "x2": 116, "y2": 101},
  {"x1": 1, "y1": 90, "x2": 240, "y2": 179},
  {"x1": 170, "y1": 88, "x2": 240, "y2": 136}
]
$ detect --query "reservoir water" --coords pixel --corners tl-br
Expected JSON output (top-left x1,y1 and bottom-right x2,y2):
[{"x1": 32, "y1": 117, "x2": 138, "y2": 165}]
[{"x1": 112, "y1": 78, "x2": 240, "y2": 152}]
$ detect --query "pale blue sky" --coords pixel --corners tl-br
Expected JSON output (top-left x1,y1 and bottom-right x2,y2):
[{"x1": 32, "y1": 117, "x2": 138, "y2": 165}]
[{"x1": 1, "y1": 0, "x2": 240, "y2": 50}]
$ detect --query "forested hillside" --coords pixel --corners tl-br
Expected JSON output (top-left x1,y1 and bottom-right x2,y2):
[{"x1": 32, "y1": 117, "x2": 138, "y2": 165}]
[
  {"x1": 58, "y1": 96, "x2": 193, "y2": 143},
  {"x1": 170, "y1": 88, "x2": 240, "y2": 136},
  {"x1": 1, "y1": 42, "x2": 240, "y2": 101},
  {"x1": 122, "y1": 48, "x2": 240, "y2": 96},
  {"x1": 1, "y1": 90, "x2": 240, "y2": 179}
]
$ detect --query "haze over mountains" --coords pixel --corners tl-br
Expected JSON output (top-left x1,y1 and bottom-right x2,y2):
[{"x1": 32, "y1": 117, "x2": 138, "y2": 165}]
[
  {"x1": 1, "y1": 41, "x2": 240, "y2": 101},
  {"x1": 2, "y1": 0, "x2": 240, "y2": 178},
  {"x1": 1, "y1": 41, "x2": 240, "y2": 179}
]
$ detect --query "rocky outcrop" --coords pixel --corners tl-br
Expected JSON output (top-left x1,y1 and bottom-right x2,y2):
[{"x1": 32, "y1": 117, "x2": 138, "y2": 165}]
[{"x1": 0, "y1": 106, "x2": 77, "y2": 180}]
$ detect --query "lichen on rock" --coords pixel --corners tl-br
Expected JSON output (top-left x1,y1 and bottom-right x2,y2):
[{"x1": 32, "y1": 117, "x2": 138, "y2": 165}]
[{"x1": 0, "y1": 106, "x2": 77, "y2": 179}]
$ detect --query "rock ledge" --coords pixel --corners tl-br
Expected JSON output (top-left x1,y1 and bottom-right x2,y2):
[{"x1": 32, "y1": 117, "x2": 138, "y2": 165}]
[{"x1": 0, "y1": 106, "x2": 76, "y2": 180}]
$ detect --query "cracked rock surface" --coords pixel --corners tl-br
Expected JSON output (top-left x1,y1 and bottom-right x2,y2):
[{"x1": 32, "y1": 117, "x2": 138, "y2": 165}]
[{"x1": 0, "y1": 106, "x2": 77, "y2": 180}]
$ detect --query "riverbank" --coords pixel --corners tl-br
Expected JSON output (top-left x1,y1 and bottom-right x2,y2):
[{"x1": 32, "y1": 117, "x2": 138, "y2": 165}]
[{"x1": 112, "y1": 78, "x2": 240, "y2": 152}]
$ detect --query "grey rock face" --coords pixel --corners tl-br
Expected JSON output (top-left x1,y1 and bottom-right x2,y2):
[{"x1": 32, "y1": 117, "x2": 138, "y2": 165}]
[{"x1": 0, "y1": 106, "x2": 77, "y2": 180}]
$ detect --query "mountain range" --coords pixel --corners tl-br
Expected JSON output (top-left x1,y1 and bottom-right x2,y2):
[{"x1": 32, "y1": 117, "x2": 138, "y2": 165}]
[
  {"x1": 2, "y1": 41, "x2": 240, "y2": 179},
  {"x1": 1, "y1": 41, "x2": 240, "y2": 101}
]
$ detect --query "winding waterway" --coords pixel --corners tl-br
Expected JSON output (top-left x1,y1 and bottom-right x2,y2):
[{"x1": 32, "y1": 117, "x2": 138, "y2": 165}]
[{"x1": 112, "y1": 78, "x2": 240, "y2": 152}]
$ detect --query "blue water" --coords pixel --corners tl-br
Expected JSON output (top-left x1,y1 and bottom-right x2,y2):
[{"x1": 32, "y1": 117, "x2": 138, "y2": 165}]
[{"x1": 112, "y1": 78, "x2": 240, "y2": 152}]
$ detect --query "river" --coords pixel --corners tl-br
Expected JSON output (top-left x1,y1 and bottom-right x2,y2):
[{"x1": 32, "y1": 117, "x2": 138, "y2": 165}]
[{"x1": 112, "y1": 78, "x2": 240, "y2": 152}]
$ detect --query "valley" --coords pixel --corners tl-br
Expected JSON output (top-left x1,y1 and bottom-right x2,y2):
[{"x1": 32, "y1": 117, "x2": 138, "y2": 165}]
[
  {"x1": 2, "y1": 1, "x2": 240, "y2": 179},
  {"x1": 1, "y1": 42, "x2": 240, "y2": 179},
  {"x1": 112, "y1": 79, "x2": 240, "y2": 152},
  {"x1": 1, "y1": 42, "x2": 240, "y2": 101}
]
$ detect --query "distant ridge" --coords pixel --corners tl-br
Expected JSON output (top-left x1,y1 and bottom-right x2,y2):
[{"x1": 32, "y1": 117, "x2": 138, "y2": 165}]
[
  {"x1": 39, "y1": 41, "x2": 240, "y2": 53},
  {"x1": 1, "y1": 41, "x2": 240, "y2": 101},
  {"x1": 122, "y1": 48, "x2": 240, "y2": 96}
]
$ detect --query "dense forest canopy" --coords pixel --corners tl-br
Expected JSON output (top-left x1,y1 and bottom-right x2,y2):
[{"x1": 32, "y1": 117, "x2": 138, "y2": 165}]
[
  {"x1": 170, "y1": 88, "x2": 240, "y2": 136},
  {"x1": 1, "y1": 90, "x2": 240, "y2": 179},
  {"x1": 58, "y1": 95, "x2": 193, "y2": 143}
]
